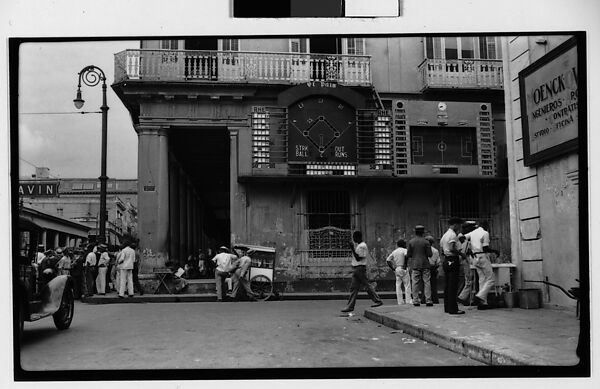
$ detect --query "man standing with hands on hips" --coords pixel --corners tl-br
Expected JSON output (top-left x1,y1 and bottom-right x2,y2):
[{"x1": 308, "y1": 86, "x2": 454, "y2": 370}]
[
  {"x1": 341, "y1": 231, "x2": 383, "y2": 313},
  {"x1": 440, "y1": 217, "x2": 466, "y2": 315}
]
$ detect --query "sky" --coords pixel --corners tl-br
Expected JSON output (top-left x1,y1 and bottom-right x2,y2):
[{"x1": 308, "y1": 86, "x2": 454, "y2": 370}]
[{"x1": 18, "y1": 41, "x2": 138, "y2": 179}]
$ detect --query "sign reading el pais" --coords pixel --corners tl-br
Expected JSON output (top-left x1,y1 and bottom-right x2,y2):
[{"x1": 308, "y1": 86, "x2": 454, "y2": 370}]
[{"x1": 519, "y1": 37, "x2": 579, "y2": 166}]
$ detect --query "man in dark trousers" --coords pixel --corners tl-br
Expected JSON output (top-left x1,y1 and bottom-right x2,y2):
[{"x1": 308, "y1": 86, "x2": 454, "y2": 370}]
[
  {"x1": 341, "y1": 231, "x2": 383, "y2": 313},
  {"x1": 407, "y1": 225, "x2": 433, "y2": 307},
  {"x1": 440, "y1": 217, "x2": 466, "y2": 315}
]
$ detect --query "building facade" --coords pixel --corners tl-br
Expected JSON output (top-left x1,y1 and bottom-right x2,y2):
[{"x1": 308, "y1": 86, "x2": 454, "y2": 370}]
[
  {"x1": 502, "y1": 34, "x2": 581, "y2": 309},
  {"x1": 19, "y1": 170, "x2": 138, "y2": 247},
  {"x1": 113, "y1": 36, "x2": 510, "y2": 284}
]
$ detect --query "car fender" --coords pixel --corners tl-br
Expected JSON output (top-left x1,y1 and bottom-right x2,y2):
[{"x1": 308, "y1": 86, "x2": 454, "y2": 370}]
[{"x1": 39, "y1": 275, "x2": 72, "y2": 315}]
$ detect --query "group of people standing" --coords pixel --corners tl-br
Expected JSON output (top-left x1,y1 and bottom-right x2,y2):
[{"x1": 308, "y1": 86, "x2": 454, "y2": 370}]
[
  {"x1": 34, "y1": 240, "x2": 144, "y2": 299},
  {"x1": 341, "y1": 218, "x2": 498, "y2": 315}
]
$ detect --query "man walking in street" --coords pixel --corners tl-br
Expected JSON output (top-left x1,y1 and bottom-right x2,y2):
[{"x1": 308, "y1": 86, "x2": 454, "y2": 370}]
[
  {"x1": 341, "y1": 231, "x2": 383, "y2": 313},
  {"x1": 440, "y1": 217, "x2": 466, "y2": 315},
  {"x1": 386, "y1": 239, "x2": 412, "y2": 305},
  {"x1": 231, "y1": 248, "x2": 257, "y2": 301},
  {"x1": 407, "y1": 225, "x2": 433, "y2": 307},
  {"x1": 465, "y1": 221, "x2": 500, "y2": 310},
  {"x1": 117, "y1": 240, "x2": 136, "y2": 298}
]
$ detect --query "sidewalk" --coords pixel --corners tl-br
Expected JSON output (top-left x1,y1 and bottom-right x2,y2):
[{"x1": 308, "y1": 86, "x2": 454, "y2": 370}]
[{"x1": 364, "y1": 301, "x2": 580, "y2": 366}]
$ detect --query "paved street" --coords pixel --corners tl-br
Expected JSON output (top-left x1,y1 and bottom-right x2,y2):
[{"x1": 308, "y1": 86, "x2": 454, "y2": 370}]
[{"x1": 19, "y1": 300, "x2": 482, "y2": 370}]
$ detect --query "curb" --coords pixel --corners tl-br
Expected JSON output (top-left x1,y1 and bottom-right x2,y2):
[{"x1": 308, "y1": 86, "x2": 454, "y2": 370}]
[
  {"x1": 81, "y1": 292, "x2": 398, "y2": 304},
  {"x1": 363, "y1": 308, "x2": 554, "y2": 366}
]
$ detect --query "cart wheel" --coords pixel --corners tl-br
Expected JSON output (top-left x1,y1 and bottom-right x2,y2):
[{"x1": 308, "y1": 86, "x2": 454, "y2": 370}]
[
  {"x1": 53, "y1": 286, "x2": 74, "y2": 330},
  {"x1": 250, "y1": 275, "x2": 273, "y2": 301}
]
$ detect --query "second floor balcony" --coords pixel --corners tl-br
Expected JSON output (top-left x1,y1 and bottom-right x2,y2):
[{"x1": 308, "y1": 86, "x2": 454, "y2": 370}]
[
  {"x1": 418, "y1": 58, "x2": 504, "y2": 91},
  {"x1": 114, "y1": 49, "x2": 372, "y2": 87}
]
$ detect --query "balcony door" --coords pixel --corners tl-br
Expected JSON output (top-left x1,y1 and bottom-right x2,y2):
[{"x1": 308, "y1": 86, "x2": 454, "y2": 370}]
[
  {"x1": 290, "y1": 38, "x2": 310, "y2": 82},
  {"x1": 218, "y1": 38, "x2": 240, "y2": 81},
  {"x1": 341, "y1": 38, "x2": 366, "y2": 83},
  {"x1": 309, "y1": 37, "x2": 341, "y2": 81},
  {"x1": 184, "y1": 38, "x2": 218, "y2": 80}
]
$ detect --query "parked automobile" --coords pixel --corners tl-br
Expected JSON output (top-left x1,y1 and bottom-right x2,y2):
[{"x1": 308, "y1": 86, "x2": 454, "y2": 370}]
[{"x1": 15, "y1": 215, "x2": 75, "y2": 339}]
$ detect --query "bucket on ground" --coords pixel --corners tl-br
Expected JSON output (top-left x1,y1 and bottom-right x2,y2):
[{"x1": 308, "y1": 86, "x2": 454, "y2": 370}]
[{"x1": 518, "y1": 288, "x2": 541, "y2": 309}]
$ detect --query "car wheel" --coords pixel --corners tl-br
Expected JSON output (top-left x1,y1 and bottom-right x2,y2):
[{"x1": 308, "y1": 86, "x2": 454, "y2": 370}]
[{"x1": 53, "y1": 286, "x2": 74, "y2": 330}]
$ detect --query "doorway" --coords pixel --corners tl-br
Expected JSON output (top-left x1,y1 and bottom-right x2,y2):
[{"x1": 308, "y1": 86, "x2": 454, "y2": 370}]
[{"x1": 169, "y1": 127, "x2": 231, "y2": 254}]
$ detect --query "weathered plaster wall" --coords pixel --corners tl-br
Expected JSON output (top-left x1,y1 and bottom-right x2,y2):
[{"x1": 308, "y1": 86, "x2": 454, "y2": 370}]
[{"x1": 503, "y1": 35, "x2": 578, "y2": 308}]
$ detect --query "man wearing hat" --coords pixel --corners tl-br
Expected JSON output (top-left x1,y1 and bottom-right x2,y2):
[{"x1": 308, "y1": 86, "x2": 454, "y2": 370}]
[
  {"x1": 56, "y1": 248, "x2": 72, "y2": 276},
  {"x1": 407, "y1": 225, "x2": 433, "y2": 307},
  {"x1": 212, "y1": 246, "x2": 237, "y2": 302},
  {"x1": 95, "y1": 243, "x2": 110, "y2": 295},
  {"x1": 84, "y1": 244, "x2": 98, "y2": 296},
  {"x1": 464, "y1": 221, "x2": 500, "y2": 310},
  {"x1": 230, "y1": 248, "x2": 257, "y2": 301},
  {"x1": 440, "y1": 217, "x2": 466, "y2": 314}
]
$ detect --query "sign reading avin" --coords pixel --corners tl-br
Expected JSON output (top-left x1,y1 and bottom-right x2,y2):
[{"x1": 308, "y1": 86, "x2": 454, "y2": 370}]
[
  {"x1": 519, "y1": 37, "x2": 579, "y2": 166},
  {"x1": 19, "y1": 182, "x2": 59, "y2": 197}
]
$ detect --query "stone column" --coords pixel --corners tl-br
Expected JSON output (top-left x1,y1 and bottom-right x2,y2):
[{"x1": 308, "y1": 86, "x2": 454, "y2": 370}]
[
  {"x1": 54, "y1": 232, "x2": 60, "y2": 249},
  {"x1": 178, "y1": 168, "x2": 188, "y2": 264},
  {"x1": 41, "y1": 230, "x2": 47, "y2": 249},
  {"x1": 169, "y1": 156, "x2": 180, "y2": 263},
  {"x1": 186, "y1": 180, "x2": 193, "y2": 261},
  {"x1": 192, "y1": 191, "x2": 198, "y2": 255},
  {"x1": 136, "y1": 125, "x2": 170, "y2": 273},
  {"x1": 229, "y1": 128, "x2": 243, "y2": 245}
]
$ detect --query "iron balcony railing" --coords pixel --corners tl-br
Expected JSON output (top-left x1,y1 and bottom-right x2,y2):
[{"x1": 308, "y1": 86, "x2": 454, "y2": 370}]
[
  {"x1": 418, "y1": 58, "x2": 504, "y2": 90},
  {"x1": 115, "y1": 49, "x2": 372, "y2": 86}
]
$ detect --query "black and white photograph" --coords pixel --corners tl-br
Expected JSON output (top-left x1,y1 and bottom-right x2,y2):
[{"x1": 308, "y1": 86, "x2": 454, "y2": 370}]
[{"x1": 2, "y1": 0, "x2": 598, "y2": 387}]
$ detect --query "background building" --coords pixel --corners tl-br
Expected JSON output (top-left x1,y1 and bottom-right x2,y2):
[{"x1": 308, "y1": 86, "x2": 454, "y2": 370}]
[
  {"x1": 502, "y1": 34, "x2": 582, "y2": 309},
  {"x1": 19, "y1": 167, "x2": 138, "y2": 248},
  {"x1": 113, "y1": 36, "x2": 510, "y2": 288}
]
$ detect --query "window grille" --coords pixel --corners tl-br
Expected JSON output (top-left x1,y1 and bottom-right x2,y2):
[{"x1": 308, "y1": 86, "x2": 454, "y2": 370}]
[{"x1": 304, "y1": 190, "x2": 353, "y2": 260}]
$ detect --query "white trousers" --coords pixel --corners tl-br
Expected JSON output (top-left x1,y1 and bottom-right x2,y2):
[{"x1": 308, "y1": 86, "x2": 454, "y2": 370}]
[
  {"x1": 395, "y1": 268, "x2": 412, "y2": 304},
  {"x1": 96, "y1": 267, "x2": 107, "y2": 294},
  {"x1": 119, "y1": 269, "x2": 134, "y2": 297},
  {"x1": 475, "y1": 254, "x2": 495, "y2": 304}
]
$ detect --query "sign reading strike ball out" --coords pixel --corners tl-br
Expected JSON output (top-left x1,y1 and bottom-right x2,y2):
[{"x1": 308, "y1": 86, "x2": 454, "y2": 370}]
[{"x1": 519, "y1": 37, "x2": 580, "y2": 166}]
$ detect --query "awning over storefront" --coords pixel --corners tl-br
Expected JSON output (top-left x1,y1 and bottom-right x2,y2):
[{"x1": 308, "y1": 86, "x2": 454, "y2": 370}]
[{"x1": 19, "y1": 207, "x2": 90, "y2": 238}]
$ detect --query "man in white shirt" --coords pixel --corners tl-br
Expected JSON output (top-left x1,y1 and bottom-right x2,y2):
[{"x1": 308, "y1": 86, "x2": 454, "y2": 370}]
[
  {"x1": 95, "y1": 244, "x2": 110, "y2": 295},
  {"x1": 465, "y1": 221, "x2": 499, "y2": 310},
  {"x1": 386, "y1": 239, "x2": 411, "y2": 305},
  {"x1": 440, "y1": 217, "x2": 465, "y2": 315},
  {"x1": 212, "y1": 246, "x2": 237, "y2": 302},
  {"x1": 84, "y1": 244, "x2": 98, "y2": 296},
  {"x1": 117, "y1": 241, "x2": 136, "y2": 298},
  {"x1": 341, "y1": 231, "x2": 383, "y2": 313}
]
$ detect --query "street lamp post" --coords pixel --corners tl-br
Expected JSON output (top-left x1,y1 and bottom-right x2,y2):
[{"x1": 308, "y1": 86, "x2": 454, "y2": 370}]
[{"x1": 74, "y1": 65, "x2": 109, "y2": 244}]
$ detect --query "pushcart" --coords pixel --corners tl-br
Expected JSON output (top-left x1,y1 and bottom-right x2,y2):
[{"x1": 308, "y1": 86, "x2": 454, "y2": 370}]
[{"x1": 233, "y1": 244, "x2": 275, "y2": 301}]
